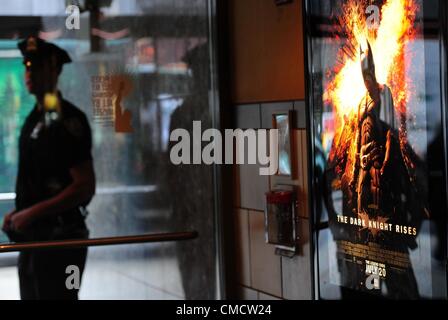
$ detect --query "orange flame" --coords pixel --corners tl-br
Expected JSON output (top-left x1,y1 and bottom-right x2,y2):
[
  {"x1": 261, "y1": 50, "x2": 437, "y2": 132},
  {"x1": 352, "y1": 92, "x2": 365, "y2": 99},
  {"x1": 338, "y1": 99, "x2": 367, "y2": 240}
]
[{"x1": 325, "y1": 0, "x2": 418, "y2": 143}]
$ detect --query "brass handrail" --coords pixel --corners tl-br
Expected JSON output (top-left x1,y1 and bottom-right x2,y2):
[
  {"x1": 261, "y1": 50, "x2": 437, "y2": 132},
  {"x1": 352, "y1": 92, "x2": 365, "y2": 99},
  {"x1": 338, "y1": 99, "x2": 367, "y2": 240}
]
[{"x1": 0, "y1": 231, "x2": 198, "y2": 253}]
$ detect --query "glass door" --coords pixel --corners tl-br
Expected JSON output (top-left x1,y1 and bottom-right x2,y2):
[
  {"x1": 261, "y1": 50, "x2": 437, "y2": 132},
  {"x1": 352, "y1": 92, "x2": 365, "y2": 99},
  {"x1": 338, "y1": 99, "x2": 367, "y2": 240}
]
[{"x1": 0, "y1": 0, "x2": 221, "y2": 300}]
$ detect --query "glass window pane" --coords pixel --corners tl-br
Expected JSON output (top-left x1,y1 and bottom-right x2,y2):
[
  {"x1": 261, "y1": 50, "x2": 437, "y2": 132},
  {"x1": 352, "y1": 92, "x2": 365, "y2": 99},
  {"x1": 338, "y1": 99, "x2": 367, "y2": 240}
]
[{"x1": 0, "y1": 0, "x2": 218, "y2": 299}]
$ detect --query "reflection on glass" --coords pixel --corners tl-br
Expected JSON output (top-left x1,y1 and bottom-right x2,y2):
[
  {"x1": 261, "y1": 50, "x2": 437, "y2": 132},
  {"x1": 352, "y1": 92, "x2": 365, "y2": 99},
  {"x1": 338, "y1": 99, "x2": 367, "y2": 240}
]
[{"x1": 0, "y1": 0, "x2": 218, "y2": 300}]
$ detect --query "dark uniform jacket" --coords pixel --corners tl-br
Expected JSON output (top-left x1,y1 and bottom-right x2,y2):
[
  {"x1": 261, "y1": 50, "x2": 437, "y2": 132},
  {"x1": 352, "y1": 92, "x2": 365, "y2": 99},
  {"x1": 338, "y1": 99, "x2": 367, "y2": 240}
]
[{"x1": 12, "y1": 95, "x2": 92, "y2": 242}]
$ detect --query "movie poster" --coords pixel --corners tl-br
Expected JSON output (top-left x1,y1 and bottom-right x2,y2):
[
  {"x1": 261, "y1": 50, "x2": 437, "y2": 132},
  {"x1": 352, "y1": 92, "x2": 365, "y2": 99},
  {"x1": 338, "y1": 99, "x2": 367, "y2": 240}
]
[{"x1": 307, "y1": 0, "x2": 447, "y2": 299}]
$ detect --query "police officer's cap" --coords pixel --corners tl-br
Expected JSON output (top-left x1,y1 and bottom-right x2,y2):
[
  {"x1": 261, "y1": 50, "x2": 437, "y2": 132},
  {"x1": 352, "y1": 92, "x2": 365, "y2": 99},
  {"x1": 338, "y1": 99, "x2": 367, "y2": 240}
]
[{"x1": 18, "y1": 36, "x2": 72, "y2": 69}]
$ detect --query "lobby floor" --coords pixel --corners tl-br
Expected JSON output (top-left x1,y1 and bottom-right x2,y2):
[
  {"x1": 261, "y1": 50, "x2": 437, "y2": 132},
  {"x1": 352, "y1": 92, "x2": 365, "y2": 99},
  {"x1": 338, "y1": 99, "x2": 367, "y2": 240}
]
[{"x1": 0, "y1": 243, "x2": 185, "y2": 300}]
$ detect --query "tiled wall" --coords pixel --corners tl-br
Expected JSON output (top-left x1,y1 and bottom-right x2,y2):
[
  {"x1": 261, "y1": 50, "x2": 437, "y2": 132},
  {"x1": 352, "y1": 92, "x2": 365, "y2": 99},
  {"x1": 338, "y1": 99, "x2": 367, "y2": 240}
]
[
  {"x1": 232, "y1": 101, "x2": 312, "y2": 300},
  {"x1": 226, "y1": 0, "x2": 310, "y2": 300}
]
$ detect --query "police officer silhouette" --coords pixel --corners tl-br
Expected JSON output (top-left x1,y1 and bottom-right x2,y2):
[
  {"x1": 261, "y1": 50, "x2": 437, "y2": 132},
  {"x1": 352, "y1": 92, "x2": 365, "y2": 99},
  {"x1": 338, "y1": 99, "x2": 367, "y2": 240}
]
[{"x1": 1, "y1": 36, "x2": 96, "y2": 300}]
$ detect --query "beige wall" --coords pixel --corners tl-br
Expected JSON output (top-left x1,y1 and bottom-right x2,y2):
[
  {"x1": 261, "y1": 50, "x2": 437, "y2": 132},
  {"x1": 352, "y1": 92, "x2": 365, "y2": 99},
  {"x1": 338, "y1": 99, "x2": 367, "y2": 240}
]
[{"x1": 228, "y1": 0, "x2": 306, "y2": 104}]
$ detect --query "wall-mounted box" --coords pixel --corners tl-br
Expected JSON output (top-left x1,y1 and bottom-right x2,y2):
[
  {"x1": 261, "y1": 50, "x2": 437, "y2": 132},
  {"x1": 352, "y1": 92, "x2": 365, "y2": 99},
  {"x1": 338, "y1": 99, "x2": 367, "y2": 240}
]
[{"x1": 265, "y1": 190, "x2": 297, "y2": 255}]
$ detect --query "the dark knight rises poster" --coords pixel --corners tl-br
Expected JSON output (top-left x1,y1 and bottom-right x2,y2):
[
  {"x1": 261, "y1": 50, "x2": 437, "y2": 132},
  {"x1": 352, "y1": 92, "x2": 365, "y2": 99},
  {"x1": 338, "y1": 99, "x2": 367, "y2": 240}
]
[{"x1": 307, "y1": 0, "x2": 448, "y2": 299}]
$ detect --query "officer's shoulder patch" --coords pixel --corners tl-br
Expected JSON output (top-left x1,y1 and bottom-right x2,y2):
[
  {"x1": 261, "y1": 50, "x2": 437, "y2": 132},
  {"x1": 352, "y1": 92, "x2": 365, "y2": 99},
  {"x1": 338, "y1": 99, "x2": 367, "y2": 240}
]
[{"x1": 64, "y1": 116, "x2": 84, "y2": 138}]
